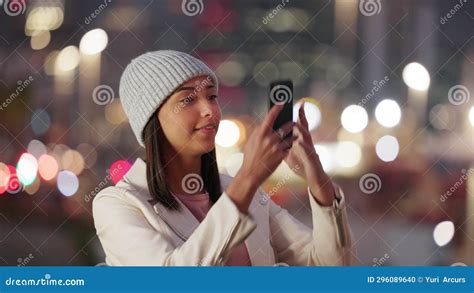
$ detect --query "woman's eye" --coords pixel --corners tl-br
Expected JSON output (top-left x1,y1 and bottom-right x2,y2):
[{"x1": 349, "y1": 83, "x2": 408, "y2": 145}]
[{"x1": 208, "y1": 95, "x2": 218, "y2": 100}]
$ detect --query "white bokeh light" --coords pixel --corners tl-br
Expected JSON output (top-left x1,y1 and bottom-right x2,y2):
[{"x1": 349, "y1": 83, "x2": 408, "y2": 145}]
[
  {"x1": 469, "y1": 106, "x2": 474, "y2": 127},
  {"x1": 27, "y1": 140, "x2": 47, "y2": 159},
  {"x1": 402, "y1": 62, "x2": 430, "y2": 91},
  {"x1": 224, "y1": 152, "x2": 244, "y2": 177},
  {"x1": 341, "y1": 105, "x2": 368, "y2": 133},
  {"x1": 216, "y1": 120, "x2": 240, "y2": 148},
  {"x1": 56, "y1": 45, "x2": 79, "y2": 71},
  {"x1": 375, "y1": 99, "x2": 402, "y2": 128},
  {"x1": 17, "y1": 153, "x2": 38, "y2": 186},
  {"x1": 433, "y1": 221, "x2": 455, "y2": 247},
  {"x1": 335, "y1": 141, "x2": 362, "y2": 168},
  {"x1": 79, "y1": 28, "x2": 108, "y2": 55},
  {"x1": 57, "y1": 170, "x2": 79, "y2": 197},
  {"x1": 375, "y1": 135, "x2": 399, "y2": 162},
  {"x1": 315, "y1": 144, "x2": 334, "y2": 173},
  {"x1": 293, "y1": 102, "x2": 321, "y2": 130}
]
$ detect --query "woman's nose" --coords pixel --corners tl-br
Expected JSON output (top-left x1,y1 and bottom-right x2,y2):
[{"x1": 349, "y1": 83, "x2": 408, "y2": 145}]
[{"x1": 199, "y1": 100, "x2": 216, "y2": 118}]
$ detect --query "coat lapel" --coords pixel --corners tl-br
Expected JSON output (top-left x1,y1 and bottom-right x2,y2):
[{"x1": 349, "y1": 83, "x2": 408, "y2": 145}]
[{"x1": 151, "y1": 197, "x2": 200, "y2": 241}]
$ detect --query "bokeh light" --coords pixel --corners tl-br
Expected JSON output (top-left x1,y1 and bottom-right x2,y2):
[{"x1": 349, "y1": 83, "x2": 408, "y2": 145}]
[
  {"x1": 79, "y1": 28, "x2": 109, "y2": 55},
  {"x1": 0, "y1": 163, "x2": 11, "y2": 195},
  {"x1": 27, "y1": 139, "x2": 47, "y2": 159},
  {"x1": 31, "y1": 108, "x2": 51, "y2": 136},
  {"x1": 224, "y1": 152, "x2": 244, "y2": 177},
  {"x1": 433, "y1": 220, "x2": 455, "y2": 247},
  {"x1": 402, "y1": 62, "x2": 430, "y2": 91},
  {"x1": 335, "y1": 141, "x2": 362, "y2": 168},
  {"x1": 341, "y1": 105, "x2": 368, "y2": 133},
  {"x1": 376, "y1": 135, "x2": 399, "y2": 162},
  {"x1": 25, "y1": 176, "x2": 41, "y2": 195},
  {"x1": 293, "y1": 100, "x2": 321, "y2": 131},
  {"x1": 25, "y1": 6, "x2": 64, "y2": 35},
  {"x1": 55, "y1": 45, "x2": 80, "y2": 72},
  {"x1": 469, "y1": 106, "x2": 474, "y2": 127},
  {"x1": 38, "y1": 154, "x2": 59, "y2": 181},
  {"x1": 375, "y1": 99, "x2": 401, "y2": 128},
  {"x1": 216, "y1": 61, "x2": 246, "y2": 86},
  {"x1": 57, "y1": 170, "x2": 79, "y2": 197},
  {"x1": 30, "y1": 30, "x2": 51, "y2": 50},
  {"x1": 216, "y1": 120, "x2": 240, "y2": 147},
  {"x1": 61, "y1": 150, "x2": 85, "y2": 176},
  {"x1": 16, "y1": 153, "x2": 38, "y2": 186},
  {"x1": 315, "y1": 144, "x2": 334, "y2": 173}
]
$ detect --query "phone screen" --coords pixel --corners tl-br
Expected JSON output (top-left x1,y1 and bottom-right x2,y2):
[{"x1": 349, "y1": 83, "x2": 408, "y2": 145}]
[{"x1": 268, "y1": 80, "x2": 293, "y2": 139}]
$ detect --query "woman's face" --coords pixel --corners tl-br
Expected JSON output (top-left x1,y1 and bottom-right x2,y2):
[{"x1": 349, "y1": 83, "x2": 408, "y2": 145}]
[{"x1": 157, "y1": 75, "x2": 221, "y2": 156}]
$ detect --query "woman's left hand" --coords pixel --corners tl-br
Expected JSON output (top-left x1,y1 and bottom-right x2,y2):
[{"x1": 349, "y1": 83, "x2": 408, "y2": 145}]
[{"x1": 284, "y1": 101, "x2": 336, "y2": 206}]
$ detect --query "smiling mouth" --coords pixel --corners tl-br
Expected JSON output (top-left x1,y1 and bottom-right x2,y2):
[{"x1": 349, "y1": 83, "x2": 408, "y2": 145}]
[
  {"x1": 194, "y1": 126, "x2": 216, "y2": 133},
  {"x1": 194, "y1": 123, "x2": 217, "y2": 131}
]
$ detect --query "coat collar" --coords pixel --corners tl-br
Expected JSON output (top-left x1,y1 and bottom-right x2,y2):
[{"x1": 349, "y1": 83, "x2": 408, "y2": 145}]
[{"x1": 122, "y1": 157, "x2": 270, "y2": 265}]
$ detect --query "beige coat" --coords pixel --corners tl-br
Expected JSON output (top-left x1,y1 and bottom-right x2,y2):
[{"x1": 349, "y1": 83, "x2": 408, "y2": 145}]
[{"x1": 93, "y1": 158, "x2": 354, "y2": 266}]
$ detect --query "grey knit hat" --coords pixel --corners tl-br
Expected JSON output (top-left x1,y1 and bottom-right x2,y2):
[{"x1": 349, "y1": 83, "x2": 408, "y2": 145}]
[{"x1": 119, "y1": 50, "x2": 218, "y2": 147}]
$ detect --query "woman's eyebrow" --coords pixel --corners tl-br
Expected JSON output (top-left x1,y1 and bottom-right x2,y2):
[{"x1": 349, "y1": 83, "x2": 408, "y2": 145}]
[
  {"x1": 175, "y1": 84, "x2": 215, "y2": 92},
  {"x1": 175, "y1": 86, "x2": 195, "y2": 92}
]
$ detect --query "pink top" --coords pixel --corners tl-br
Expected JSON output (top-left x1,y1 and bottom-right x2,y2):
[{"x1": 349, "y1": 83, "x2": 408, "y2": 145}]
[{"x1": 173, "y1": 191, "x2": 252, "y2": 266}]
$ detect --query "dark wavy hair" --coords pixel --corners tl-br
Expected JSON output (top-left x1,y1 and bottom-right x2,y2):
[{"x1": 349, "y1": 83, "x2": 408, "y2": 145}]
[{"x1": 142, "y1": 113, "x2": 222, "y2": 211}]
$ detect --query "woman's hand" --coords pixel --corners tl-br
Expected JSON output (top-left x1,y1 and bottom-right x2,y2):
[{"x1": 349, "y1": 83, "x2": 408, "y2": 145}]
[
  {"x1": 240, "y1": 103, "x2": 297, "y2": 187},
  {"x1": 227, "y1": 104, "x2": 297, "y2": 213},
  {"x1": 284, "y1": 101, "x2": 336, "y2": 206}
]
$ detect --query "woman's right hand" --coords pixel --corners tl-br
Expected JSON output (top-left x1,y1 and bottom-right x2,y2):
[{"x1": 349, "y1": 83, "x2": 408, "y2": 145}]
[
  {"x1": 240, "y1": 104, "x2": 296, "y2": 186},
  {"x1": 226, "y1": 104, "x2": 296, "y2": 213}
]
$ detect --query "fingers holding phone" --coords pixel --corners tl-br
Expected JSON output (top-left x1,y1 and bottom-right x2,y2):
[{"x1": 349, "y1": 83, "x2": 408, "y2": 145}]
[{"x1": 237, "y1": 80, "x2": 295, "y2": 189}]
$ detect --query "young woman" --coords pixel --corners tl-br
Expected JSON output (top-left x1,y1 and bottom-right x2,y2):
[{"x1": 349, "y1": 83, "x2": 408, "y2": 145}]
[{"x1": 93, "y1": 50, "x2": 353, "y2": 266}]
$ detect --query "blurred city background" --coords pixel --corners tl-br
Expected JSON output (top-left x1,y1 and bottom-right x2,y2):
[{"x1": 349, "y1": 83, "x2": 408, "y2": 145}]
[{"x1": 0, "y1": 0, "x2": 473, "y2": 266}]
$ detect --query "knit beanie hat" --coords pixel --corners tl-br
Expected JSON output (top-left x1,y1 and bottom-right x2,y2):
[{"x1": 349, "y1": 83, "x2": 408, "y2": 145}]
[{"x1": 119, "y1": 50, "x2": 218, "y2": 147}]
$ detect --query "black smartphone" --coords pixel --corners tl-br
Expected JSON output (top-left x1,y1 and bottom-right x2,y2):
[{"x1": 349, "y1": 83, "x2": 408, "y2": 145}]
[{"x1": 268, "y1": 80, "x2": 293, "y2": 140}]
